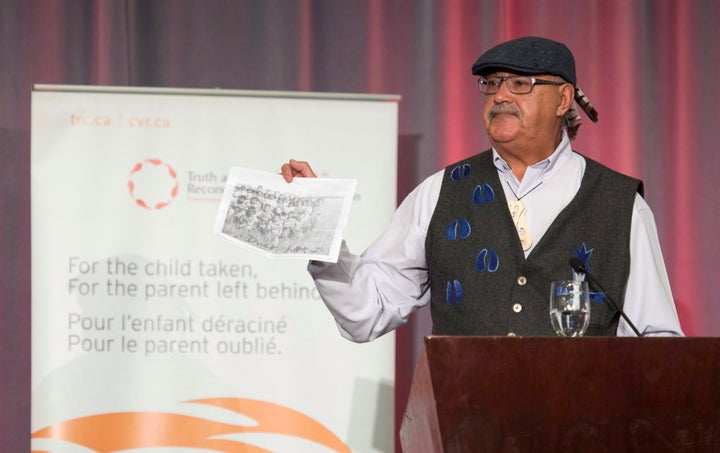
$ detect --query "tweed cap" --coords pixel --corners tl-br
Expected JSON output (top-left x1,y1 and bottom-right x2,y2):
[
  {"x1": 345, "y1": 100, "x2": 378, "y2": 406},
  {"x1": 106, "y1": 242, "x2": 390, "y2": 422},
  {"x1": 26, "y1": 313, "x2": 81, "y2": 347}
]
[{"x1": 471, "y1": 36, "x2": 577, "y2": 86}]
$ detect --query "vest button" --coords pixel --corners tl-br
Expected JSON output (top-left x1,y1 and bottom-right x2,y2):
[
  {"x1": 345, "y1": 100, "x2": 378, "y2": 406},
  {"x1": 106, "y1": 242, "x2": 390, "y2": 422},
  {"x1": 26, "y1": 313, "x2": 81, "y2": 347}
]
[
  {"x1": 512, "y1": 303, "x2": 522, "y2": 313},
  {"x1": 517, "y1": 276, "x2": 527, "y2": 285}
]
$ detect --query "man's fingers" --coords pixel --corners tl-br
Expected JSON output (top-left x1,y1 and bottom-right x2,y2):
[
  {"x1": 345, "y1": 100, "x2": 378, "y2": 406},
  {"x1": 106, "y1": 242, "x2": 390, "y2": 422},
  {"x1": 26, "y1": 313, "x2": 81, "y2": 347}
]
[
  {"x1": 281, "y1": 159, "x2": 317, "y2": 182},
  {"x1": 280, "y1": 162, "x2": 295, "y2": 182}
]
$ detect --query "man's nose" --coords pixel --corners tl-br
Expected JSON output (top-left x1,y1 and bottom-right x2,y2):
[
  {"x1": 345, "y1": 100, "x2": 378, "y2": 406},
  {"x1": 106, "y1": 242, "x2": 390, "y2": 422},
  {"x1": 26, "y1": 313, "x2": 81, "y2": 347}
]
[{"x1": 493, "y1": 79, "x2": 513, "y2": 100}]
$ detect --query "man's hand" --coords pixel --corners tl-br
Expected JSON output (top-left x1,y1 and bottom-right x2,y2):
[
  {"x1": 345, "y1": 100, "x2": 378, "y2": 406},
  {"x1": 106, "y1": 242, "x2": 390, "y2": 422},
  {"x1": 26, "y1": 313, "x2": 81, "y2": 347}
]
[{"x1": 281, "y1": 159, "x2": 317, "y2": 182}]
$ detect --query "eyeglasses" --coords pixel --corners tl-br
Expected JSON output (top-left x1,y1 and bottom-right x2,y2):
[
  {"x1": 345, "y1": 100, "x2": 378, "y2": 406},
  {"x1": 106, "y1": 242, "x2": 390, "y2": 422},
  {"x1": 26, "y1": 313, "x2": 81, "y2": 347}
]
[{"x1": 477, "y1": 75, "x2": 566, "y2": 95}]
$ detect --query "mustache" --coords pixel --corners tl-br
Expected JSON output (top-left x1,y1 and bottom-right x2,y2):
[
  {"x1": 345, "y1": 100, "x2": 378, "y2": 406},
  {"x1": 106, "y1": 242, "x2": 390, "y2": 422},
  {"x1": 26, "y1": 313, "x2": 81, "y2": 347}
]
[{"x1": 488, "y1": 104, "x2": 520, "y2": 119}]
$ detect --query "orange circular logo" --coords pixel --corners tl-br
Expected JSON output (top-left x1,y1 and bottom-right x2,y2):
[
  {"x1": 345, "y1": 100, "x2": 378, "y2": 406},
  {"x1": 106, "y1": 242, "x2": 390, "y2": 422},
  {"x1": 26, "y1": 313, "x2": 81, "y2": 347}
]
[{"x1": 127, "y1": 159, "x2": 179, "y2": 209}]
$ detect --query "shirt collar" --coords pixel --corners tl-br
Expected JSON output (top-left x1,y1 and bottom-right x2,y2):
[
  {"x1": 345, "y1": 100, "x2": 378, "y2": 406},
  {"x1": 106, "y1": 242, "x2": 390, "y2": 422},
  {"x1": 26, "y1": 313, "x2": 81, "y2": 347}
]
[{"x1": 492, "y1": 131, "x2": 572, "y2": 186}]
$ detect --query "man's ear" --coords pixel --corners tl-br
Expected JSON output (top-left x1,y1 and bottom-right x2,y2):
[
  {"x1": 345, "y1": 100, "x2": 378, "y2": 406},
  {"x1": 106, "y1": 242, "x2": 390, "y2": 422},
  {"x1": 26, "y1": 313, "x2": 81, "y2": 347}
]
[{"x1": 556, "y1": 83, "x2": 575, "y2": 117}]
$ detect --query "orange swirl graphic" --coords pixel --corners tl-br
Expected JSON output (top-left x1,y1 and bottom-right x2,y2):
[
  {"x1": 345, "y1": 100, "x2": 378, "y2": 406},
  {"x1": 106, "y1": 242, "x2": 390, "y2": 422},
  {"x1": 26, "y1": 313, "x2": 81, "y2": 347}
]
[{"x1": 31, "y1": 397, "x2": 351, "y2": 452}]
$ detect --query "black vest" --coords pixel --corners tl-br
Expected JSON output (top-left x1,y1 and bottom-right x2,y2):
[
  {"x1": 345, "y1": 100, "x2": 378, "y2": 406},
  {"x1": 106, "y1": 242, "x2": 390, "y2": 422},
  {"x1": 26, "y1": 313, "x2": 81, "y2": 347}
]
[{"x1": 425, "y1": 150, "x2": 643, "y2": 336}]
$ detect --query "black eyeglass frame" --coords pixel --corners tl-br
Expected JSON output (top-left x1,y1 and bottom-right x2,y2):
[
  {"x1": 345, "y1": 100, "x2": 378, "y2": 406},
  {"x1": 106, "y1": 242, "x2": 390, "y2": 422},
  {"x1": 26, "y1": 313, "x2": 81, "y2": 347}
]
[{"x1": 477, "y1": 75, "x2": 567, "y2": 95}]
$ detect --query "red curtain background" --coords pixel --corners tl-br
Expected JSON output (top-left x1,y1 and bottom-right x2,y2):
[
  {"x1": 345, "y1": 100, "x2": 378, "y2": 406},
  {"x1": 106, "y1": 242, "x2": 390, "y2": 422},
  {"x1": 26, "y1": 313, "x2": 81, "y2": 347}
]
[{"x1": 2, "y1": 1, "x2": 719, "y2": 451}]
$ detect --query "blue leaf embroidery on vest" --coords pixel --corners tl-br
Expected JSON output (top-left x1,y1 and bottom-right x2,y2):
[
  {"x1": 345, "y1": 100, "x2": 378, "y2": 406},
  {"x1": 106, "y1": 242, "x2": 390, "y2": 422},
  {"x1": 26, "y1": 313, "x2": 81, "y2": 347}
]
[
  {"x1": 475, "y1": 249, "x2": 487, "y2": 272},
  {"x1": 446, "y1": 220, "x2": 458, "y2": 240},
  {"x1": 454, "y1": 280, "x2": 463, "y2": 303},
  {"x1": 459, "y1": 218, "x2": 471, "y2": 239},
  {"x1": 475, "y1": 248, "x2": 499, "y2": 272},
  {"x1": 446, "y1": 219, "x2": 471, "y2": 240},
  {"x1": 472, "y1": 185, "x2": 483, "y2": 204},
  {"x1": 446, "y1": 279, "x2": 463, "y2": 305},
  {"x1": 483, "y1": 183, "x2": 495, "y2": 202},
  {"x1": 472, "y1": 183, "x2": 495, "y2": 205},
  {"x1": 450, "y1": 163, "x2": 472, "y2": 181},
  {"x1": 487, "y1": 249, "x2": 499, "y2": 272},
  {"x1": 450, "y1": 166, "x2": 461, "y2": 181}
]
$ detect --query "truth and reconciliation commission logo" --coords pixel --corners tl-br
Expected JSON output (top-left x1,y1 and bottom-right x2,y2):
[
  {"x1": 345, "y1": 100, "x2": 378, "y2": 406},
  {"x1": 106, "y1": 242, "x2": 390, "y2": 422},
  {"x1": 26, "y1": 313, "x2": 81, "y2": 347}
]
[{"x1": 127, "y1": 159, "x2": 179, "y2": 209}]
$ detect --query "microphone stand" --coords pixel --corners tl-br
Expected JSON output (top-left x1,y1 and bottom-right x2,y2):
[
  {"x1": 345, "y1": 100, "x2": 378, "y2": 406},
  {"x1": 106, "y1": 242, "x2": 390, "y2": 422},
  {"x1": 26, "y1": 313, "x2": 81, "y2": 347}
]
[{"x1": 569, "y1": 258, "x2": 642, "y2": 337}]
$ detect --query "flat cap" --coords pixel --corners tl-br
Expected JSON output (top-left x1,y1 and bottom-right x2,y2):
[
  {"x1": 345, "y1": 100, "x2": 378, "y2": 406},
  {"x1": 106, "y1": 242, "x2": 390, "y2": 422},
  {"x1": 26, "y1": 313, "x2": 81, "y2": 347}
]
[{"x1": 471, "y1": 36, "x2": 577, "y2": 86}]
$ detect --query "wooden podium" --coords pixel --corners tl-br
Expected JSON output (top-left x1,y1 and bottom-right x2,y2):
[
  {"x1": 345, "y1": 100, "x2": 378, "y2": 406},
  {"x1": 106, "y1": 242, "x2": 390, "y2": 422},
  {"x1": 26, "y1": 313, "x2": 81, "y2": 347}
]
[{"x1": 400, "y1": 336, "x2": 720, "y2": 452}]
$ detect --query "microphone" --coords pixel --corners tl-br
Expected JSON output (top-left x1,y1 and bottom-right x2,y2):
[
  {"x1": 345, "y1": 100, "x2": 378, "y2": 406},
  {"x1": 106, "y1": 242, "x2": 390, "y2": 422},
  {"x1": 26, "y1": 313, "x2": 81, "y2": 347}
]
[{"x1": 569, "y1": 258, "x2": 642, "y2": 337}]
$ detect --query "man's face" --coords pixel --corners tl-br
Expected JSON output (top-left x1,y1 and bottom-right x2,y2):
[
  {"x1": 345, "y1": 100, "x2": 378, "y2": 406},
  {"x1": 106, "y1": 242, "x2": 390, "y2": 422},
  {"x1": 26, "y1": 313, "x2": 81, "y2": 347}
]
[{"x1": 482, "y1": 72, "x2": 570, "y2": 150}]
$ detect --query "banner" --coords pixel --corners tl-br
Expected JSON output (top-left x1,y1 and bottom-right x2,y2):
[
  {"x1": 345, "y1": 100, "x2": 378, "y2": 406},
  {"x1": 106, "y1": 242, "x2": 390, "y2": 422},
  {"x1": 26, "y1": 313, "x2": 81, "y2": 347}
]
[{"x1": 31, "y1": 86, "x2": 399, "y2": 453}]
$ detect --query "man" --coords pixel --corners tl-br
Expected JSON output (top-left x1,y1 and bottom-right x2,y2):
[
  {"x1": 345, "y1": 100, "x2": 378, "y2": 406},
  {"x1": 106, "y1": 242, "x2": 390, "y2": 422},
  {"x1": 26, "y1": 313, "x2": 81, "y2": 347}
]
[{"x1": 281, "y1": 36, "x2": 683, "y2": 341}]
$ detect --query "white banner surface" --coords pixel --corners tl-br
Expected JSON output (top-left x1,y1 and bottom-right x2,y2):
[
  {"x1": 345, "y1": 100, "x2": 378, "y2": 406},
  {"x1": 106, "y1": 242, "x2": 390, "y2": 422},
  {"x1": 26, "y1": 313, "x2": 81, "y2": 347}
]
[{"x1": 31, "y1": 86, "x2": 398, "y2": 453}]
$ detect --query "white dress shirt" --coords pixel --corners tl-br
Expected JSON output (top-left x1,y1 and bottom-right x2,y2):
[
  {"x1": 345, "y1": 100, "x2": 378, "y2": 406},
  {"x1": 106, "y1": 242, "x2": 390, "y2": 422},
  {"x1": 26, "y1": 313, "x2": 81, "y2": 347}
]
[{"x1": 308, "y1": 133, "x2": 684, "y2": 341}]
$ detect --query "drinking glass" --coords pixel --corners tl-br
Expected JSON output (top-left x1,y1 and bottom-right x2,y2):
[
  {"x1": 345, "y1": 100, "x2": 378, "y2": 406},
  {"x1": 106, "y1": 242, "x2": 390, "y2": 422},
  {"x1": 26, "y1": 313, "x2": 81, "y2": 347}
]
[{"x1": 549, "y1": 280, "x2": 590, "y2": 337}]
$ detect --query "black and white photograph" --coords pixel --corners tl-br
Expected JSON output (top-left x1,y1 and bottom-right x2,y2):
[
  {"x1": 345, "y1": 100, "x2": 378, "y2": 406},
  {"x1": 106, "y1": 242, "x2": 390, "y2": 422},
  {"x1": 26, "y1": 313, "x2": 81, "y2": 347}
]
[{"x1": 214, "y1": 167, "x2": 356, "y2": 262}]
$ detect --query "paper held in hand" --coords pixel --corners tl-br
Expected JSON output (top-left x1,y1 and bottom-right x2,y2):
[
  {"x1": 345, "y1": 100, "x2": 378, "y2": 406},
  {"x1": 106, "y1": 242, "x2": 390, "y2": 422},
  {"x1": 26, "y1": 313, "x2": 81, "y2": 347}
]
[{"x1": 214, "y1": 167, "x2": 357, "y2": 262}]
